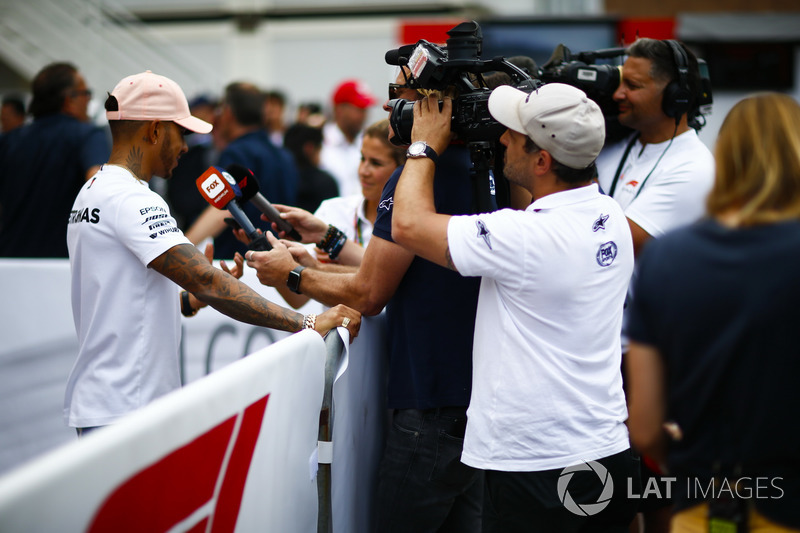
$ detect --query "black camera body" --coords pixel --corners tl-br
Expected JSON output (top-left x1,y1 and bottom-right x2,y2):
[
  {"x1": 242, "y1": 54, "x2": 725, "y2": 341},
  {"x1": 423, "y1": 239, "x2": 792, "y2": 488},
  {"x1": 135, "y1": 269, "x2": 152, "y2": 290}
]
[
  {"x1": 389, "y1": 86, "x2": 534, "y2": 145},
  {"x1": 383, "y1": 21, "x2": 713, "y2": 212},
  {"x1": 539, "y1": 43, "x2": 713, "y2": 140},
  {"x1": 539, "y1": 44, "x2": 623, "y2": 122},
  {"x1": 385, "y1": 21, "x2": 539, "y2": 146},
  {"x1": 385, "y1": 23, "x2": 713, "y2": 145},
  {"x1": 537, "y1": 44, "x2": 630, "y2": 143}
]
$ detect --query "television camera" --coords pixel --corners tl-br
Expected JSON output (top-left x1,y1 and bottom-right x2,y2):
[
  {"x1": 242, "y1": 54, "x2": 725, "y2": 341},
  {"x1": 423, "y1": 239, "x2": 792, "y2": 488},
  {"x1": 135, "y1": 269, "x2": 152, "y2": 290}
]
[{"x1": 384, "y1": 20, "x2": 713, "y2": 210}]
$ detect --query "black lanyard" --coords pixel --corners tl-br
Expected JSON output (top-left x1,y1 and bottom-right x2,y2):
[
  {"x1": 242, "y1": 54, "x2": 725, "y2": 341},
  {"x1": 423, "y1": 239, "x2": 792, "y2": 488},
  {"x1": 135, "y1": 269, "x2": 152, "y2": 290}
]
[
  {"x1": 607, "y1": 132, "x2": 675, "y2": 201},
  {"x1": 608, "y1": 133, "x2": 640, "y2": 197}
]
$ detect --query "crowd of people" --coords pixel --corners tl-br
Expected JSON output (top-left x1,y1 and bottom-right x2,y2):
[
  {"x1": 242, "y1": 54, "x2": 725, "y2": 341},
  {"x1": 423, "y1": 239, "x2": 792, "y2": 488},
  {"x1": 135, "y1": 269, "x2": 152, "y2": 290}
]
[
  {"x1": 1, "y1": 33, "x2": 799, "y2": 532},
  {"x1": 0, "y1": 67, "x2": 378, "y2": 260}
]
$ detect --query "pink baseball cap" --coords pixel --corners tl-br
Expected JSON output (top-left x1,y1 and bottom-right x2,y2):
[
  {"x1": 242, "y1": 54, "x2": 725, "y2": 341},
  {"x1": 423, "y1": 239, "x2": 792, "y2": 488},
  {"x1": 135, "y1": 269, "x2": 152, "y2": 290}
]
[
  {"x1": 332, "y1": 79, "x2": 377, "y2": 109},
  {"x1": 106, "y1": 70, "x2": 212, "y2": 134}
]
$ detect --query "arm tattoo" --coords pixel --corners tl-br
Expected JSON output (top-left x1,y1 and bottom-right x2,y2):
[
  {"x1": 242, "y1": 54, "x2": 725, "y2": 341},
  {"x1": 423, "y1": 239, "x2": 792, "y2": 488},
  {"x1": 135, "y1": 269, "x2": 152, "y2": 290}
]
[{"x1": 153, "y1": 244, "x2": 304, "y2": 332}]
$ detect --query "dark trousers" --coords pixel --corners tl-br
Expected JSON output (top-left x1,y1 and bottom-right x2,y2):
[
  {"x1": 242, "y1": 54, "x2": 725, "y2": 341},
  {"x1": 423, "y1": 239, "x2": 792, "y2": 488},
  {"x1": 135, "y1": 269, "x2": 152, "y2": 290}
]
[
  {"x1": 375, "y1": 407, "x2": 483, "y2": 533},
  {"x1": 483, "y1": 448, "x2": 641, "y2": 533}
]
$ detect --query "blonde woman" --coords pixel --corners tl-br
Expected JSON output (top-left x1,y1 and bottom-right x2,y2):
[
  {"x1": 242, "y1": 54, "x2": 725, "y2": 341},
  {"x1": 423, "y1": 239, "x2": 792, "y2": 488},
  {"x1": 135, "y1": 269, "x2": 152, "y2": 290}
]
[
  {"x1": 626, "y1": 93, "x2": 800, "y2": 532},
  {"x1": 268, "y1": 118, "x2": 405, "y2": 307}
]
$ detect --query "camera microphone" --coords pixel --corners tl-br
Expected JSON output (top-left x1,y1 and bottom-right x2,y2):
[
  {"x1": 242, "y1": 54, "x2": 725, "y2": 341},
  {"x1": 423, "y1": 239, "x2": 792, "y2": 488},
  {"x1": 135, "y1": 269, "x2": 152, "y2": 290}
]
[
  {"x1": 385, "y1": 44, "x2": 415, "y2": 66},
  {"x1": 195, "y1": 166, "x2": 271, "y2": 251},
  {"x1": 225, "y1": 164, "x2": 303, "y2": 242}
]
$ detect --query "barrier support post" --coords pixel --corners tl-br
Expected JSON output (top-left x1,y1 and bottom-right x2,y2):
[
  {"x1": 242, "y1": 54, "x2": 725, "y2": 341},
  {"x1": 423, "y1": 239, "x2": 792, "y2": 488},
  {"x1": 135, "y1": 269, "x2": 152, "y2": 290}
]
[{"x1": 317, "y1": 331, "x2": 345, "y2": 533}]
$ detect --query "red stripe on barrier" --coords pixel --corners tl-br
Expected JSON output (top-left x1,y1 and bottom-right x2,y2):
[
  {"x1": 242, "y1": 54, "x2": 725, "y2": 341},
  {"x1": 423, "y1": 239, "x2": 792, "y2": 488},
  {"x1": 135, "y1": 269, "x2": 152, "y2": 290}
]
[
  {"x1": 187, "y1": 517, "x2": 209, "y2": 533},
  {"x1": 87, "y1": 393, "x2": 270, "y2": 532},
  {"x1": 87, "y1": 417, "x2": 235, "y2": 532},
  {"x1": 211, "y1": 395, "x2": 270, "y2": 533}
]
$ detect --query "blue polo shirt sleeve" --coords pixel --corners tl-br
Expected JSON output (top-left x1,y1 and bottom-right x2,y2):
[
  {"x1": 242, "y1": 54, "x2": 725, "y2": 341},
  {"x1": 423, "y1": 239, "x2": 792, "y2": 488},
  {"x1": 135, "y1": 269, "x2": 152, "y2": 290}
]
[{"x1": 372, "y1": 166, "x2": 403, "y2": 243}]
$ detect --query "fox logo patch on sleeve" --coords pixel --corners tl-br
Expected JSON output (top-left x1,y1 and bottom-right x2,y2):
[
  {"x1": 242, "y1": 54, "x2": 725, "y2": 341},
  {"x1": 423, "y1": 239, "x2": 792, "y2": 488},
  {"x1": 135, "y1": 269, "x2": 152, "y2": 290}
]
[{"x1": 596, "y1": 241, "x2": 618, "y2": 267}]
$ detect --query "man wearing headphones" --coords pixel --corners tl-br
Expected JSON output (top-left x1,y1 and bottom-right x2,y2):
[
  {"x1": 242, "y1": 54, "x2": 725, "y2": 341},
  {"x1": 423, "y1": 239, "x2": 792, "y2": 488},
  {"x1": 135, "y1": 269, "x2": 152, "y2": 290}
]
[
  {"x1": 596, "y1": 38, "x2": 714, "y2": 257},
  {"x1": 595, "y1": 38, "x2": 715, "y2": 532}
]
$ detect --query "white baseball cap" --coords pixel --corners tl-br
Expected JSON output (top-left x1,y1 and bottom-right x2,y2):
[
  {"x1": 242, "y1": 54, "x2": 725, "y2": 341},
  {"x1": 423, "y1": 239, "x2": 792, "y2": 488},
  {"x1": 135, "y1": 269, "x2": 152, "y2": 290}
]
[
  {"x1": 106, "y1": 70, "x2": 212, "y2": 134},
  {"x1": 488, "y1": 83, "x2": 605, "y2": 169}
]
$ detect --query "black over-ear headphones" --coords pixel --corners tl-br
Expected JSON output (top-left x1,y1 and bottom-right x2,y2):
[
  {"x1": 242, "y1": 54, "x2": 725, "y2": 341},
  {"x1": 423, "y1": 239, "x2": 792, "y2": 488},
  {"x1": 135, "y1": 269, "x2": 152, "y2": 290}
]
[{"x1": 661, "y1": 40, "x2": 692, "y2": 121}]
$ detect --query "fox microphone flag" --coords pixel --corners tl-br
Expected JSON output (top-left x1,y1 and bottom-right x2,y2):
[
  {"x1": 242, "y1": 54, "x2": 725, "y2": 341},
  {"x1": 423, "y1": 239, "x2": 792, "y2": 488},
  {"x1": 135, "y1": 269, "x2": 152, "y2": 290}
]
[{"x1": 195, "y1": 167, "x2": 271, "y2": 251}]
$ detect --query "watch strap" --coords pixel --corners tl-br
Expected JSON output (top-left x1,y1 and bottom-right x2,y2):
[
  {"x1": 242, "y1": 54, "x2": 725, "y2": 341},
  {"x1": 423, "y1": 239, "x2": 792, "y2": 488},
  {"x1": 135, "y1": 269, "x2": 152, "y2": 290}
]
[
  {"x1": 287, "y1": 265, "x2": 306, "y2": 294},
  {"x1": 407, "y1": 142, "x2": 439, "y2": 164},
  {"x1": 180, "y1": 290, "x2": 198, "y2": 317}
]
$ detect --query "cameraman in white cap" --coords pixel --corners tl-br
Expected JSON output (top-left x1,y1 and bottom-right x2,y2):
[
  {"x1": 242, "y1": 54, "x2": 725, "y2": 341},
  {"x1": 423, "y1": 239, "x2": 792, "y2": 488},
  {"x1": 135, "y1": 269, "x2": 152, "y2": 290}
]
[
  {"x1": 65, "y1": 71, "x2": 360, "y2": 436},
  {"x1": 392, "y1": 83, "x2": 639, "y2": 531}
]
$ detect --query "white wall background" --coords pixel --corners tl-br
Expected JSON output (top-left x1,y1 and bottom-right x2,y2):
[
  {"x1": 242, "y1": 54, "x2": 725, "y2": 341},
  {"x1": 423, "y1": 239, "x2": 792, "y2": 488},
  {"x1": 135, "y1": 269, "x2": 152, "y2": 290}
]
[
  {"x1": 1, "y1": 0, "x2": 799, "y2": 152},
  {"x1": 151, "y1": 17, "x2": 401, "y2": 128}
]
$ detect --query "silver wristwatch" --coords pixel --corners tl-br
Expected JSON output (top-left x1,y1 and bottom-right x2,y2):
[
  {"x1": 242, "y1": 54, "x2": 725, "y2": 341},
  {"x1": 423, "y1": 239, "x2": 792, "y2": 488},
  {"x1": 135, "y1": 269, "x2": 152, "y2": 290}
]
[{"x1": 406, "y1": 141, "x2": 439, "y2": 164}]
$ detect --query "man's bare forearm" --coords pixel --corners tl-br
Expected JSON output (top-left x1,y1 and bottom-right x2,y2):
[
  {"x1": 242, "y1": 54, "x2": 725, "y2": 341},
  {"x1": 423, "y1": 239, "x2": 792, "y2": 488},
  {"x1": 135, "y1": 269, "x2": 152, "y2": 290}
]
[
  {"x1": 299, "y1": 268, "x2": 382, "y2": 315},
  {"x1": 152, "y1": 244, "x2": 304, "y2": 332},
  {"x1": 197, "y1": 281, "x2": 304, "y2": 332},
  {"x1": 315, "y1": 262, "x2": 359, "y2": 274}
]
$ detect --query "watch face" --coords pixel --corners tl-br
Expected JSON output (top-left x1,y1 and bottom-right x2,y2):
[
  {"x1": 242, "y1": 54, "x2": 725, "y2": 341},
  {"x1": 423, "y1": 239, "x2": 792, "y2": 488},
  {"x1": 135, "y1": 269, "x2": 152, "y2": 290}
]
[
  {"x1": 287, "y1": 265, "x2": 305, "y2": 293},
  {"x1": 408, "y1": 142, "x2": 426, "y2": 157}
]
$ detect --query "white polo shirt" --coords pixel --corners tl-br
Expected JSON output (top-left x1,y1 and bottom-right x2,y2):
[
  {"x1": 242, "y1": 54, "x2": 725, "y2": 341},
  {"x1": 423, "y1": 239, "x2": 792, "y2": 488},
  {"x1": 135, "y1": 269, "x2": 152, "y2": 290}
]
[
  {"x1": 597, "y1": 129, "x2": 714, "y2": 351},
  {"x1": 596, "y1": 128, "x2": 714, "y2": 239},
  {"x1": 447, "y1": 183, "x2": 633, "y2": 471},
  {"x1": 65, "y1": 165, "x2": 191, "y2": 427}
]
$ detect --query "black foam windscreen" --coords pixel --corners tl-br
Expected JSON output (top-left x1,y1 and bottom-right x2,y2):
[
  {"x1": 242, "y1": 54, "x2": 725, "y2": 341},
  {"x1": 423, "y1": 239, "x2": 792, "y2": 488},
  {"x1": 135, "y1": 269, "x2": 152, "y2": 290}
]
[
  {"x1": 385, "y1": 44, "x2": 416, "y2": 66},
  {"x1": 225, "y1": 164, "x2": 258, "y2": 204}
]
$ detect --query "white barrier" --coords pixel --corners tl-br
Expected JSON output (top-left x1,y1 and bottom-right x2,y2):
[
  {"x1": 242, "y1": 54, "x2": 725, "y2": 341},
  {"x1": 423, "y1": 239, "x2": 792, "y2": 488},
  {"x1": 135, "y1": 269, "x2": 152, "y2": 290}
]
[
  {"x1": 0, "y1": 259, "x2": 388, "y2": 532},
  {"x1": 0, "y1": 260, "x2": 301, "y2": 474},
  {"x1": 0, "y1": 259, "x2": 79, "y2": 471},
  {"x1": 0, "y1": 330, "x2": 326, "y2": 532}
]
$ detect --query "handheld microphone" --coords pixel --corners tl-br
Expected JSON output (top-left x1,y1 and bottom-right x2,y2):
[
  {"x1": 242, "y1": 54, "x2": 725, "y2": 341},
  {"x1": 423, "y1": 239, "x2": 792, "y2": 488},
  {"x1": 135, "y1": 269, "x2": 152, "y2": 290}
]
[
  {"x1": 195, "y1": 167, "x2": 271, "y2": 251},
  {"x1": 225, "y1": 164, "x2": 303, "y2": 242}
]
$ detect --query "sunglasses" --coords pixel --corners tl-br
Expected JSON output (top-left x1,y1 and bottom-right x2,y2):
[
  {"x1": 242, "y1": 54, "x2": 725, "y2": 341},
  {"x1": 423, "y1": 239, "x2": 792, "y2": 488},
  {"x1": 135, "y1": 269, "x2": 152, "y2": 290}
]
[
  {"x1": 71, "y1": 89, "x2": 93, "y2": 98},
  {"x1": 388, "y1": 83, "x2": 417, "y2": 100}
]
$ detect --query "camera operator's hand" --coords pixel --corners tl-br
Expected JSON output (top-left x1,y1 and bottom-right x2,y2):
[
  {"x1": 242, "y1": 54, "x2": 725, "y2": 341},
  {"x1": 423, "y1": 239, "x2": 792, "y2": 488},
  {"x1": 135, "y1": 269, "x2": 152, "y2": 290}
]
[{"x1": 411, "y1": 96, "x2": 454, "y2": 156}]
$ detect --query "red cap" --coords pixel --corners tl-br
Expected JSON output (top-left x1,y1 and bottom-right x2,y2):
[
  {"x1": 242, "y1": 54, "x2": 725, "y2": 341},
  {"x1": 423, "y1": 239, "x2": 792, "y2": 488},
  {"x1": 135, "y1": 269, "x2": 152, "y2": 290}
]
[{"x1": 332, "y1": 79, "x2": 376, "y2": 109}]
